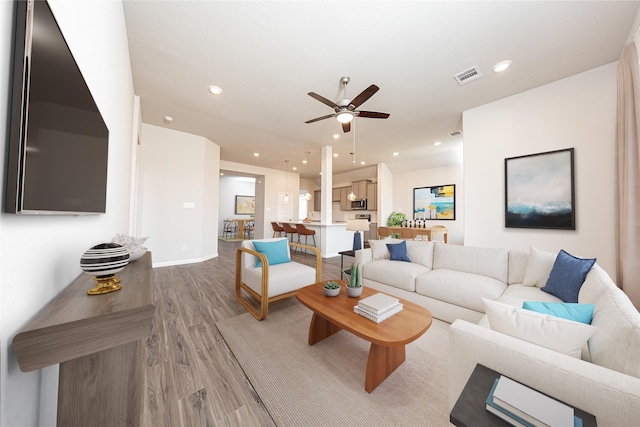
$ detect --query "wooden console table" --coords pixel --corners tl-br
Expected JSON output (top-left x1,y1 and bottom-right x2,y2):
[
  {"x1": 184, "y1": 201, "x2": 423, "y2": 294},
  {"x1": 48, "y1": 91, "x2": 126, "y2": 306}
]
[{"x1": 12, "y1": 252, "x2": 155, "y2": 427}]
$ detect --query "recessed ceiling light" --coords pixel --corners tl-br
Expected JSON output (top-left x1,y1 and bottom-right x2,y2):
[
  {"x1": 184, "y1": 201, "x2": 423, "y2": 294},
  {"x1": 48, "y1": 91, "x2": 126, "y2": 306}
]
[
  {"x1": 333, "y1": 153, "x2": 339, "y2": 157},
  {"x1": 302, "y1": 159, "x2": 308, "y2": 164},
  {"x1": 163, "y1": 115, "x2": 173, "y2": 124},
  {"x1": 360, "y1": 161, "x2": 366, "y2": 165},
  {"x1": 208, "y1": 85, "x2": 223, "y2": 95},
  {"x1": 292, "y1": 167, "x2": 297, "y2": 171},
  {"x1": 220, "y1": 172, "x2": 224, "y2": 176},
  {"x1": 493, "y1": 60, "x2": 512, "y2": 73},
  {"x1": 332, "y1": 134, "x2": 340, "y2": 140},
  {"x1": 253, "y1": 152, "x2": 259, "y2": 157},
  {"x1": 319, "y1": 171, "x2": 322, "y2": 175},
  {"x1": 393, "y1": 152, "x2": 399, "y2": 156},
  {"x1": 434, "y1": 141, "x2": 442, "y2": 146}
]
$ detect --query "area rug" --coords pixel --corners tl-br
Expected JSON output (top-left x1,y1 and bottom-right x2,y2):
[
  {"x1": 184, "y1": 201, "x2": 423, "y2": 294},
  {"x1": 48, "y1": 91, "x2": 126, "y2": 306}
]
[{"x1": 215, "y1": 303, "x2": 451, "y2": 426}]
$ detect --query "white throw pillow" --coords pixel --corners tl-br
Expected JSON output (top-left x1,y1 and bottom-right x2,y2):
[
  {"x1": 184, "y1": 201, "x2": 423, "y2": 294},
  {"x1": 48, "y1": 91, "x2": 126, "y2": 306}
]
[
  {"x1": 481, "y1": 298, "x2": 597, "y2": 358},
  {"x1": 522, "y1": 246, "x2": 557, "y2": 287},
  {"x1": 369, "y1": 237, "x2": 402, "y2": 260}
]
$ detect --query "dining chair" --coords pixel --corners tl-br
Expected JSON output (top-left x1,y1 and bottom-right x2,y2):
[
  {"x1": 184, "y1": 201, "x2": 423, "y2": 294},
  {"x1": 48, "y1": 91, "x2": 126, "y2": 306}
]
[
  {"x1": 243, "y1": 220, "x2": 255, "y2": 240},
  {"x1": 223, "y1": 219, "x2": 238, "y2": 239},
  {"x1": 430, "y1": 225, "x2": 448, "y2": 243}
]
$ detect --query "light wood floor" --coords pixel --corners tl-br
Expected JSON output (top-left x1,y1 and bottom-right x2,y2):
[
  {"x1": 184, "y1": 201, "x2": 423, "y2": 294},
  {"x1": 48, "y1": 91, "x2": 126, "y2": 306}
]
[{"x1": 141, "y1": 239, "x2": 345, "y2": 426}]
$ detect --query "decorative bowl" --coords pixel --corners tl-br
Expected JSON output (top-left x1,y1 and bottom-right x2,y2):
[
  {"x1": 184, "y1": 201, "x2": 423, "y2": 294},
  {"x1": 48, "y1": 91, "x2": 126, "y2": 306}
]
[{"x1": 128, "y1": 247, "x2": 147, "y2": 261}]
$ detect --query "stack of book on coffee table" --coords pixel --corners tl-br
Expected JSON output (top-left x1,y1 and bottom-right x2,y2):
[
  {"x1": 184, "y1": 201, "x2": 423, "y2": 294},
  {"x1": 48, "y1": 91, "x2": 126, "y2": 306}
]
[
  {"x1": 353, "y1": 293, "x2": 403, "y2": 323},
  {"x1": 486, "y1": 375, "x2": 580, "y2": 427}
]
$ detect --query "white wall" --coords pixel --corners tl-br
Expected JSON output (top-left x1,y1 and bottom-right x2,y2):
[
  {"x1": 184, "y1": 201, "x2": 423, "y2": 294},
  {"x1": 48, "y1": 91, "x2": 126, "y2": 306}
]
[
  {"x1": 219, "y1": 176, "x2": 255, "y2": 233},
  {"x1": 220, "y1": 160, "x2": 299, "y2": 239},
  {"x1": 463, "y1": 63, "x2": 617, "y2": 276},
  {"x1": 0, "y1": 1, "x2": 135, "y2": 425},
  {"x1": 392, "y1": 165, "x2": 464, "y2": 244},
  {"x1": 137, "y1": 124, "x2": 220, "y2": 266}
]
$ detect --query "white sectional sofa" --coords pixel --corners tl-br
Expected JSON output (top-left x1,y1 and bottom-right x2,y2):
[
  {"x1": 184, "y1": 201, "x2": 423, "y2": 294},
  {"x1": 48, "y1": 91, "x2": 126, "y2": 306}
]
[{"x1": 354, "y1": 239, "x2": 640, "y2": 426}]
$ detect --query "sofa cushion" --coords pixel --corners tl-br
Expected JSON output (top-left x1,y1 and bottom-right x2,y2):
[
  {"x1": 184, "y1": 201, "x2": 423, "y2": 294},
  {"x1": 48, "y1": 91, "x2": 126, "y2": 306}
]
[
  {"x1": 433, "y1": 244, "x2": 509, "y2": 283},
  {"x1": 586, "y1": 270, "x2": 640, "y2": 379},
  {"x1": 369, "y1": 238, "x2": 402, "y2": 260},
  {"x1": 508, "y1": 249, "x2": 529, "y2": 285},
  {"x1": 244, "y1": 261, "x2": 316, "y2": 298},
  {"x1": 252, "y1": 239, "x2": 291, "y2": 267},
  {"x1": 387, "y1": 240, "x2": 411, "y2": 262},
  {"x1": 361, "y1": 259, "x2": 428, "y2": 292},
  {"x1": 501, "y1": 284, "x2": 564, "y2": 306},
  {"x1": 541, "y1": 250, "x2": 596, "y2": 303},
  {"x1": 482, "y1": 298, "x2": 598, "y2": 358},
  {"x1": 522, "y1": 301, "x2": 595, "y2": 324},
  {"x1": 416, "y1": 269, "x2": 507, "y2": 313},
  {"x1": 522, "y1": 246, "x2": 557, "y2": 287},
  {"x1": 405, "y1": 240, "x2": 434, "y2": 268}
]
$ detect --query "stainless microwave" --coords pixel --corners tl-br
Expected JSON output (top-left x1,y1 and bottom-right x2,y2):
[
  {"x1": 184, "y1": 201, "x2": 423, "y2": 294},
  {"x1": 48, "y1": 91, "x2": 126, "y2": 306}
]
[{"x1": 351, "y1": 199, "x2": 367, "y2": 210}]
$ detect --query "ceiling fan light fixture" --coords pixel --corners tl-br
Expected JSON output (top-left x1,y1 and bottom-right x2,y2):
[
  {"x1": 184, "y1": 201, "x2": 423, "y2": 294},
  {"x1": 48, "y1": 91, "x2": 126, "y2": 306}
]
[{"x1": 336, "y1": 110, "x2": 354, "y2": 124}]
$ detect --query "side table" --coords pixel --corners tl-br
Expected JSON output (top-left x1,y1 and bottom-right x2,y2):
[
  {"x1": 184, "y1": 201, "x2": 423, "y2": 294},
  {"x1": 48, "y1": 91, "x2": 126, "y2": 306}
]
[
  {"x1": 338, "y1": 249, "x2": 355, "y2": 279},
  {"x1": 450, "y1": 364, "x2": 597, "y2": 427}
]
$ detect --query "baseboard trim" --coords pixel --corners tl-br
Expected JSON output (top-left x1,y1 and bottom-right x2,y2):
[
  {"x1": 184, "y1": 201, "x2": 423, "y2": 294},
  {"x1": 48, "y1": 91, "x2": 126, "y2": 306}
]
[{"x1": 153, "y1": 253, "x2": 218, "y2": 268}]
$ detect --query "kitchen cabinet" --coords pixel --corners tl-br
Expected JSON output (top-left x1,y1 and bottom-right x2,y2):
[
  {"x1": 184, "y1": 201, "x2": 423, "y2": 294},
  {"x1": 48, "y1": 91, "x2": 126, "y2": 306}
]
[
  {"x1": 314, "y1": 190, "x2": 321, "y2": 211},
  {"x1": 352, "y1": 180, "x2": 371, "y2": 199},
  {"x1": 332, "y1": 188, "x2": 340, "y2": 202},
  {"x1": 367, "y1": 182, "x2": 377, "y2": 210},
  {"x1": 340, "y1": 187, "x2": 350, "y2": 211}
]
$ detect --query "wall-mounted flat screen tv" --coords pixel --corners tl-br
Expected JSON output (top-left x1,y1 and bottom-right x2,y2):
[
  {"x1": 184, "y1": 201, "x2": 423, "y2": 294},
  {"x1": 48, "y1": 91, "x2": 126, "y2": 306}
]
[{"x1": 5, "y1": 0, "x2": 109, "y2": 214}]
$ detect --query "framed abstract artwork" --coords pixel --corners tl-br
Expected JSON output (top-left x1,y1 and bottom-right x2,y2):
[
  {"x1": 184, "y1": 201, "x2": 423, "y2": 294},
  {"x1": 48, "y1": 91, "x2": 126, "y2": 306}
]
[
  {"x1": 505, "y1": 148, "x2": 575, "y2": 229},
  {"x1": 235, "y1": 195, "x2": 255, "y2": 215},
  {"x1": 413, "y1": 185, "x2": 455, "y2": 220}
]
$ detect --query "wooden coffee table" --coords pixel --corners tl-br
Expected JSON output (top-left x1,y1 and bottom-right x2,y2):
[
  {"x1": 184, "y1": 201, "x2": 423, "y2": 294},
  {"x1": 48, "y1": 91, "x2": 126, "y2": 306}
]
[{"x1": 296, "y1": 281, "x2": 432, "y2": 392}]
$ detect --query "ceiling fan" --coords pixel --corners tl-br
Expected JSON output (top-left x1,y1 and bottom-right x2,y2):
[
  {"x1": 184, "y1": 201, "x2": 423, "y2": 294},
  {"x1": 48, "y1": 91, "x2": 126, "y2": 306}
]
[{"x1": 305, "y1": 76, "x2": 390, "y2": 133}]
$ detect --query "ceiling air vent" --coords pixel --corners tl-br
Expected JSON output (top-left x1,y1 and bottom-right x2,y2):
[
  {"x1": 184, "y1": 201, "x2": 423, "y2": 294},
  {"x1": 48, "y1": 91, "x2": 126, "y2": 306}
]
[
  {"x1": 448, "y1": 130, "x2": 463, "y2": 137},
  {"x1": 454, "y1": 66, "x2": 483, "y2": 86}
]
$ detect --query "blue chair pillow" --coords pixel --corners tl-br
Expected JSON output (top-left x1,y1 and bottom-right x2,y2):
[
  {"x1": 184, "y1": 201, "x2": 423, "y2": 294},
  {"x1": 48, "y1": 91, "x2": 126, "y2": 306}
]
[
  {"x1": 522, "y1": 301, "x2": 595, "y2": 324},
  {"x1": 541, "y1": 249, "x2": 596, "y2": 303},
  {"x1": 252, "y1": 239, "x2": 291, "y2": 267},
  {"x1": 386, "y1": 240, "x2": 411, "y2": 262}
]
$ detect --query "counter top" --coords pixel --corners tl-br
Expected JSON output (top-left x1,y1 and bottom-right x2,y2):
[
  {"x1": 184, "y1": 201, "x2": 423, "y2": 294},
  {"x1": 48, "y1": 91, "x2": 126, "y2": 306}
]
[{"x1": 295, "y1": 221, "x2": 347, "y2": 226}]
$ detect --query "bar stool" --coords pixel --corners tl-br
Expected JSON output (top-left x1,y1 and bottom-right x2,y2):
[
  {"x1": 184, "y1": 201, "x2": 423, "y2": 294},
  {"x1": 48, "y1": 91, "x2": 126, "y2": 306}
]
[
  {"x1": 282, "y1": 223, "x2": 298, "y2": 243},
  {"x1": 295, "y1": 223, "x2": 316, "y2": 252},
  {"x1": 271, "y1": 222, "x2": 285, "y2": 238}
]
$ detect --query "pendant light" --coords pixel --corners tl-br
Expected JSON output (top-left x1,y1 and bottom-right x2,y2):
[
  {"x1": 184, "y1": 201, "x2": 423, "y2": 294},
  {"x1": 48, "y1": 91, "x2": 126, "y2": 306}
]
[
  {"x1": 347, "y1": 118, "x2": 357, "y2": 201},
  {"x1": 303, "y1": 151, "x2": 312, "y2": 200},
  {"x1": 283, "y1": 160, "x2": 290, "y2": 203}
]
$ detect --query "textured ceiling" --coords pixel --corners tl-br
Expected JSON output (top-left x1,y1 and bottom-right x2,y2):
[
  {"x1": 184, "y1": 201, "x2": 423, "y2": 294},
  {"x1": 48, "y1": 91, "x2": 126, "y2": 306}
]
[{"x1": 123, "y1": 1, "x2": 639, "y2": 178}]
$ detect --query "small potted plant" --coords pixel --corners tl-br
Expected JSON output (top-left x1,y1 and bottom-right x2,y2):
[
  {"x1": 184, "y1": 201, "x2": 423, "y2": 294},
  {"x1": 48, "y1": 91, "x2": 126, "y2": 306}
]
[
  {"x1": 323, "y1": 281, "x2": 341, "y2": 297},
  {"x1": 387, "y1": 212, "x2": 407, "y2": 227},
  {"x1": 345, "y1": 263, "x2": 363, "y2": 297}
]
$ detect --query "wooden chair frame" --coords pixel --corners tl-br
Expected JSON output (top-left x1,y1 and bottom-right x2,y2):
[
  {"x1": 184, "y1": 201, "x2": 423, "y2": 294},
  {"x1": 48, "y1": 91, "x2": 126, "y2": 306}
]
[{"x1": 235, "y1": 242, "x2": 322, "y2": 320}]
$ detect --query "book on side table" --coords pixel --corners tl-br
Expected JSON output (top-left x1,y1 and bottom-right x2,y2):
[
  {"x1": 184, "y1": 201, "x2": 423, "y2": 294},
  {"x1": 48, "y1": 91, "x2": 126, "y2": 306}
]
[{"x1": 449, "y1": 364, "x2": 597, "y2": 427}]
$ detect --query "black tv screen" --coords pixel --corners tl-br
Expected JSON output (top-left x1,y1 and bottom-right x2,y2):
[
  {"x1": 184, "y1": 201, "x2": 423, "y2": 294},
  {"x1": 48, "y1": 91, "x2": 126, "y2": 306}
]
[{"x1": 5, "y1": 0, "x2": 109, "y2": 214}]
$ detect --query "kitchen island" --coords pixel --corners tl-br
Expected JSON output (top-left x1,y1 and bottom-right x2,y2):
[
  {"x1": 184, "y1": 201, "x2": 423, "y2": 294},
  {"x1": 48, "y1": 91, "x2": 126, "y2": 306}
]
[{"x1": 292, "y1": 221, "x2": 354, "y2": 258}]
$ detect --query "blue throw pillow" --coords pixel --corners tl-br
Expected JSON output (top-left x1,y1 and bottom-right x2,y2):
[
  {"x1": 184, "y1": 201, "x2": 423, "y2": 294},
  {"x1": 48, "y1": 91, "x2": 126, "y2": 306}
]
[
  {"x1": 386, "y1": 240, "x2": 411, "y2": 262},
  {"x1": 252, "y1": 239, "x2": 291, "y2": 267},
  {"x1": 522, "y1": 301, "x2": 595, "y2": 324},
  {"x1": 541, "y1": 250, "x2": 596, "y2": 303}
]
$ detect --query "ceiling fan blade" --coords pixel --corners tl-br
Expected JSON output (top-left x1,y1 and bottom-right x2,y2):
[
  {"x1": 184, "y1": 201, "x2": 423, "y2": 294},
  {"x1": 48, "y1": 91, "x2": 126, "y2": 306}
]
[
  {"x1": 308, "y1": 92, "x2": 339, "y2": 109},
  {"x1": 356, "y1": 111, "x2": 390, "y2": 119},
  {"x1": 342, "y1": 121, "x2": 351, "y2": 133},
  {"x1": 305, "y1": 114, "x2": 335, "y2": 124},
  {"x1": 349, "y1": 85, "x2": 379, "y2": 109}
]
